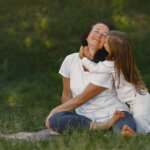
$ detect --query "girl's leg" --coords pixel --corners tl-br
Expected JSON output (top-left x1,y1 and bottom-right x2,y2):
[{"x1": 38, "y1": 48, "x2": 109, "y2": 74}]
[
  {"x1": 49, "y1": 111, "x2": 91, "y2": 134},
  {"x1": 90, "y1": 110, "x2": 125, "y2": 130}
]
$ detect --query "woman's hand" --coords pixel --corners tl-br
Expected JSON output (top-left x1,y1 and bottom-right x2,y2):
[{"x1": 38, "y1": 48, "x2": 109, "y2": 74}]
[{"x1": 45, "y1": 111, "x2": 55, "y2": 129}]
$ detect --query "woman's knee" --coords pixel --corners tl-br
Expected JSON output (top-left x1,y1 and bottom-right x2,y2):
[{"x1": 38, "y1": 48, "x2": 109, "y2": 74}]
[
  {"x1": 49, "y1": 112, "x2": 66, "y2": 127},
  {"x1": 49, "y1": 111, "x2": 73, "y2": 132},
  {"x1": 49, "y1": 112, "x2": 91, "y2": 133}
]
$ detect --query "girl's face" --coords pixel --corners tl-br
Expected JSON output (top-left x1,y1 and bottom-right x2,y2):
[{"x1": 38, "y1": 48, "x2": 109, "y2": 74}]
[
  {"x1": 86, "y1": 23, "x2": 109, "y2": 50},
  {"x1": 104, "y1": 36, "x2": 110, "y2": 53}
]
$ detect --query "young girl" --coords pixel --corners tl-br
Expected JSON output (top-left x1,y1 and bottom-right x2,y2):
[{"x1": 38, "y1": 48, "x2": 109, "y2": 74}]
[{"x1": 80, "y1": 30, "x2": 150, "y2": 134}]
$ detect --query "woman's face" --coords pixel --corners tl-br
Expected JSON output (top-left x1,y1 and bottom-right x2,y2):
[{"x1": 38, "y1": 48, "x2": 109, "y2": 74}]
[{"x1": 86, "y1": 23, "x2": 109, "y2": 50}]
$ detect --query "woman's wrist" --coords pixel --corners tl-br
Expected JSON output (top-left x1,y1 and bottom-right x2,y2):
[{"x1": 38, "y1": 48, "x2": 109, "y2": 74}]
[{"x1": 50, "y1": 108, "x2": 57, "y2": 116}]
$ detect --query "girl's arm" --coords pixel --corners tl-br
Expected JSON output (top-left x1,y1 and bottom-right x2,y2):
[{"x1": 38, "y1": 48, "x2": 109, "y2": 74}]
[
  {"x1": 82, "y1": 57, "x2": 114, "y2": 73},
  {"x1": 79, "y1": 46, "x2": 114, "y2": 73}
]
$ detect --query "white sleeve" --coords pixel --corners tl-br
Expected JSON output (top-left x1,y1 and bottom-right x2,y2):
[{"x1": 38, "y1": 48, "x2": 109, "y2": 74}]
[
  {"x1": 82, "y1": 57, "x2": 115, "y2": 73},
  {"x1": 59, "y1": 55, "x2": 73, "y2": 78},
  {"x1": 88, "y1": 72, "x2": 114, "y2": 89}
]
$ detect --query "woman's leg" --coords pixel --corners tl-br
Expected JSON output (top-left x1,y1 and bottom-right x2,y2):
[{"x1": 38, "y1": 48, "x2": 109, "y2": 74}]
[
  {"x1": 49, "y1": 111, "x2": 91, "y2": 134},
  {"x1": 50, "y1": 110, "x2": 126, "y2": 133}
]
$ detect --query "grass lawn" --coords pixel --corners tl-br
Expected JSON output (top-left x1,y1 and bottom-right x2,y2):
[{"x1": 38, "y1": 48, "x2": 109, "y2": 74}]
[{"x1": 0, "y1": 0, "x2": 150, "y2": 149}]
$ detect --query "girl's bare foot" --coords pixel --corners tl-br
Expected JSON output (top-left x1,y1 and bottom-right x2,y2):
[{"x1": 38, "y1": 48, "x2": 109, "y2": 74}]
[
  {"x1": 121, "y1": 125, "x2": 135, "y2": 138},
  {"x1": 90, "y1": 110, "x2": 125, "y2": 130},
  {"x1": 109, "y1": 110, "x2": 125, "y2": 127}
]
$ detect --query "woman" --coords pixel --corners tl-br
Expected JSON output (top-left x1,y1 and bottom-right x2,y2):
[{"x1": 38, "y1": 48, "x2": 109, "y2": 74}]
[
  {"x1": 81, "y1": 30, "x2": 150, "y2": 134},
  {"x1": 45, "y1": 21, "x2": 136, "y2": 137}
]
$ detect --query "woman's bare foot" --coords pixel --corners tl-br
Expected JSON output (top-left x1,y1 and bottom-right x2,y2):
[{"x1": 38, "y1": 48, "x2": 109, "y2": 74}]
[
  {"x1": 109, "y1": 110, "x2": 125, "y2": 127},
  {"x1": 121, "y1": 125, "x2": 135, "y2": 138}
]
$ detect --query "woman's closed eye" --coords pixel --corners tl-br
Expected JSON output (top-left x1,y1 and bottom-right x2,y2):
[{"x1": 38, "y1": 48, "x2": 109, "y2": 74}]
[
  {"x1": 93, "y1": 30, "x2": 99, "y2": 34},
  {"x1": 93, "y1": 31, "x2": 107, "y2": 39},
  {"x1": 100, "y1": 34, "x2": 106, "y2": 39}
]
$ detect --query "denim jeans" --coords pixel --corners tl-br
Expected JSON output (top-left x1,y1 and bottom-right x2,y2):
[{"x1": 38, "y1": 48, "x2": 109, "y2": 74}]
[
  {"x1": 49, "y1": 111, "x2": 91, "y2": 134},
  {"x1": 49, "y1": 111, "x2": 136, "y2": 134}
]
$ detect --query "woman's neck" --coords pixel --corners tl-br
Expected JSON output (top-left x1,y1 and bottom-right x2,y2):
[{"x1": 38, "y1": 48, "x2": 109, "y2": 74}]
[{"x1": 88, "y1": 46, "x2": 98, "y2": 58}]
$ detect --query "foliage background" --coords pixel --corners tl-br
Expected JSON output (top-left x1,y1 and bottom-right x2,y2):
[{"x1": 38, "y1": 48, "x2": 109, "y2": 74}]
[{"x1": 0, "y1": 0, "x2": 150, "y2": 149}]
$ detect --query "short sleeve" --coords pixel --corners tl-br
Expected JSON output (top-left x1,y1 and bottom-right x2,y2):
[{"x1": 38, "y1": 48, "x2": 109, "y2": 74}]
[
  {"x1": 59, "y1": 53, "x2": 78, "y2": 78},
  {"x1": 89, "y1": 73, "x2": 113, "y2": 89},
  {"x1": 59, "y1": 55, "x2": 72, "y2": 78}
]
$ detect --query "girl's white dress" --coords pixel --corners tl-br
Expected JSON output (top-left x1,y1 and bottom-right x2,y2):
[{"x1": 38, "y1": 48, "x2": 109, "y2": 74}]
[{"x1": 82, "y1": 57, "x2": 150, "y2": 134}]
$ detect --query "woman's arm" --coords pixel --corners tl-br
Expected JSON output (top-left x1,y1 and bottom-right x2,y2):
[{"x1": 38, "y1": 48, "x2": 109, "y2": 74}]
[
  {"x1": 50, "y1": 83, "x2": 106, "y2": 115},
  {"x1": 45, "y1": 83, "x2": 106, "y2": 128},
  {"x1": 61, "y1": 77, "x2": 73, "y2": 104}
]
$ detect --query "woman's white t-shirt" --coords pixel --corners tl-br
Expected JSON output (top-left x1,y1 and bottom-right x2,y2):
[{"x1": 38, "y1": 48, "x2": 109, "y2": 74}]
[{"x1": 59, "y1": 53, "x2": 130, "y2": 123}]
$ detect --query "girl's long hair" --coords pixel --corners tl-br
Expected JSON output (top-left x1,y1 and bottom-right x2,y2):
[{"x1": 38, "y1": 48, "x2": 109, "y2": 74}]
[{"x1": 106, "y1": 31, "x2": 147, "y2": 94}]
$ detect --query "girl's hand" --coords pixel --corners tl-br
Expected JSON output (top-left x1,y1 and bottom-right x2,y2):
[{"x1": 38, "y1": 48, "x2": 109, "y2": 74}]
[
  {"x1": 79, "y1": 46, "x2": 93, "y2": 60},
  {"x1": 83, "y1": 47, "x2": 93, "y2": 60},
  {"x1": 79, "y1": 46, "x2": 85, "y2": 59}
]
